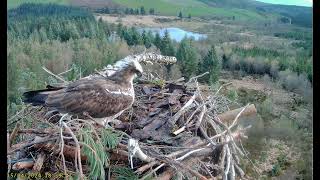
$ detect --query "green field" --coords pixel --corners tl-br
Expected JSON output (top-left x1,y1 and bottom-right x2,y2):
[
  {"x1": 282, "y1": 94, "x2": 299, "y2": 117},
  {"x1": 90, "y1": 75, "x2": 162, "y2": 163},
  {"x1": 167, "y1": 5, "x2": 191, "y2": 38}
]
[
  {"x1": 7, "y1": 0, "x2": 69, "y2": 9},
  {"x1": 7, "y1": 0, "x2": 271, "y2": 21},
  {"x1": 113, "y1": 0, "x2": 268, "y2": 20}
]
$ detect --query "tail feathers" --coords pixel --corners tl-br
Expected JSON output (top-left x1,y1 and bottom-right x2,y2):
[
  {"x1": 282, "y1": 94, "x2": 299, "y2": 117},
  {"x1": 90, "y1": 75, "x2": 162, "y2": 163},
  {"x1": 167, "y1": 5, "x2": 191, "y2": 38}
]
[
  {"x1": 23, "y1": 90, "x2": 50, "y2": 106},
  {"x1": 23, "y1": 85, "x2": 64, "y2": 106}
]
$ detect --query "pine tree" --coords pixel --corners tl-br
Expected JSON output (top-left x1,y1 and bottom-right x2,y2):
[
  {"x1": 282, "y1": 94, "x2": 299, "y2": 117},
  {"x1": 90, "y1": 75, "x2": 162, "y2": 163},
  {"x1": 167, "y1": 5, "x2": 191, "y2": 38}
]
[
  {"x1": 104, "y1": 7, "x2": 110, "y2": 14},
  {"x1": 199, "y1": 45, "x2": 221, "y2": 84},
  {"x1": 125, "y1": 8, "x2": 130, "y2": 14},
  {"x1": 154, "y1": 32, "x2": 161, "y2": 49},
  {"x1": 178, "y1": 11, "x2": 183, "y2": 19},
  {"x1": 149, "y1": 8, "x2": 155, "y2": 15},
  {"x1": 142, "y1": 30, "x2": 152, "y2": 48},
  {"x1": 176, "y1": 38, "x2": 197, "y2": 79},
  {"x1": 130, "y1": 27, "x2": 142, "y2": 45},
  {"x1": 116, "y1": 23, "x2": 123, "y2": 38},
  {"x1": 160, "y1": 30, "x2": 175, "y2": 56},
  {"x1": 140, "y1": 6, "x2": 145, "y2": 15},
  {"x1": 47, "y1": 26, "x2": 55, "y2": 39},
  {"x1": 160, "y1": 30, "x2": 175, "y2": 78},
  {"x1": 130, "y1": 8, "x2": 134, "y2": 14}
]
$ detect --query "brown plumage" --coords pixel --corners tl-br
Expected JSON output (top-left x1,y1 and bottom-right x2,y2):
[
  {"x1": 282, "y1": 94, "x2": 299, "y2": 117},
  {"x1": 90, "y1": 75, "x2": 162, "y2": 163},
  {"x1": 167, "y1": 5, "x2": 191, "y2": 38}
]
[{"x1": 23, "y1": 61, "x2": 143, "y2": 119}]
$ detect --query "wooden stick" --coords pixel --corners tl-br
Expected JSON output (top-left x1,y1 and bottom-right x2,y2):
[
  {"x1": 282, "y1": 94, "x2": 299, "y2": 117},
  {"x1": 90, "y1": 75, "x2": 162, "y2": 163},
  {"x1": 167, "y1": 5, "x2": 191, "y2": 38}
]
[
  {"x1": 32, "y1": 152, "x2": 46, "y2": 171},
  {"x1": 42, "y1": 66, "x2": 67, "y2": 83},
  {"x1": 62, "y1": 122, "x2": 84, "y2": 179},
  {"x1": 169, "y1": 93, "x2": 197, "y2": 126},
  {"x1": 12, "y1": 161, "x2": 34, "y2": 170},
  {"x1": 174, "y1": 104, "x2": 256, "y2": 136},
  {"x1": 7, "y1": 133, "x2": 11, "y2": 174},
  {"x1": 8, "y1": 136, "x2": 58, "y2": 155},
  {"x1": 217, "y1": 104, "x2": 256, "y2": 125},
  {"x1": 9, "y1": 122, "x2": 20, "y2": 145}
]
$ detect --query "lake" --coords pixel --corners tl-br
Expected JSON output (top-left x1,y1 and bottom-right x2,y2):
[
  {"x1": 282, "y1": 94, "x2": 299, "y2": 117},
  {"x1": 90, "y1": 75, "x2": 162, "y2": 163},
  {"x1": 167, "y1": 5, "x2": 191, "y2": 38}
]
[{"x1": 138, "y1": 27, "x2": 207, "y2": 42}]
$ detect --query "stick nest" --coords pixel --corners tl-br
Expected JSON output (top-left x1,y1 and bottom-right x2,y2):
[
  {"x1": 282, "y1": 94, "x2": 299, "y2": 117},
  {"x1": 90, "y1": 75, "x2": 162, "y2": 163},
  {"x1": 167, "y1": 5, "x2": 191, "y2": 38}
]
[{"x1": 7, "y1": 53, "x2": 257, "y2": 180}]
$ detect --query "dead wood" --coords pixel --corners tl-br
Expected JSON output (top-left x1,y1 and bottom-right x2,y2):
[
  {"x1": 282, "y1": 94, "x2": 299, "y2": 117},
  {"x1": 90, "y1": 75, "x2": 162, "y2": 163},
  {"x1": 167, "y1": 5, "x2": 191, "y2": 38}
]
[
  {"x1": 12, "y1": 161, "x2": 34, "y2": 170},
  {"x1": 8, "y1": 53, "x2": 258, "y2": 180},
  {"x1": 9, "y1": 122, "x2": 21, "y2": 146},
  {"x1": 32, "y1": 152, "x2": 46, "y2": 171}
]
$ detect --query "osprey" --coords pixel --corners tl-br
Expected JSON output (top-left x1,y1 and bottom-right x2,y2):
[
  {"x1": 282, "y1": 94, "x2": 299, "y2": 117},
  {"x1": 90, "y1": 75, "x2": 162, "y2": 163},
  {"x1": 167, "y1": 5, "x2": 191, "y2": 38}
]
[{"x1": 23, "y1": 60, "x2": 143, "y2": 125}]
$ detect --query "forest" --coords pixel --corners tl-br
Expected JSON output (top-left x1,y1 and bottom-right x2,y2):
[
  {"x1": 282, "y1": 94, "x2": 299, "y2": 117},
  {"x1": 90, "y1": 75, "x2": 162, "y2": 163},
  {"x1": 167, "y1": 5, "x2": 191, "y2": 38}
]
[
  {"x1": 7, "y1": 3, "x2": 312, "y2": 179},
  {"x1": 7, "y1": 3, "x2": 312, "y2": 107}
]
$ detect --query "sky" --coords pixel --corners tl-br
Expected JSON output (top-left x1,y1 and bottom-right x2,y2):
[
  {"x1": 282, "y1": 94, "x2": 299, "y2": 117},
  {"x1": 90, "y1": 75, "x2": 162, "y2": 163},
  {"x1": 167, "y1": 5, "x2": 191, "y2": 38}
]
[{"x1": 256, "y1": 0, "x2": 312, "y2": 7}]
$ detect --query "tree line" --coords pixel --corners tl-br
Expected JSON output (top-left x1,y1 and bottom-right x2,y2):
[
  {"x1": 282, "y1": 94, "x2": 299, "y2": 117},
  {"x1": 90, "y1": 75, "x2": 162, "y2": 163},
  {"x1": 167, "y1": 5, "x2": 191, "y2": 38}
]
[
  {"x1": 7, "y1": 3, "x2": 312, "y2": 109},
  {"x1": 95, "y1": 6, "x2": 155, "y2": 15}
]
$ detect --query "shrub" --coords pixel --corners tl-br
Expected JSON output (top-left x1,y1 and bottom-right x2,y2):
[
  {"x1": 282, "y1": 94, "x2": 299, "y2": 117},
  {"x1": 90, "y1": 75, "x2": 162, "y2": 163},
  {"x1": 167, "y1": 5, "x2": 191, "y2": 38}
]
[{"x1": 278, "y1": 70, "x2": 313, "y2": 102}]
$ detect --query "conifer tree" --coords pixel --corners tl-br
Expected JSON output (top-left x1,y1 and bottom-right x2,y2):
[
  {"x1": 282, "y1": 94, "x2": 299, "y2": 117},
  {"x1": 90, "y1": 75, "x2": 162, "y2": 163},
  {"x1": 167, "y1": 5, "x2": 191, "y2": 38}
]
[
  {"x1": 154, "y1": 32, "x2": 162, "y2": 49},
  {"x1": 125, "y1": 8, "x2": 130, "y2": 14},
  {"x1": 160, "y1": 30, "x2": 175, "y2": 56},
  {"x1": 142, "y1": 30, "x2": 152, "y2": 48},
  {"x1": 176, "y1": 38, "x2": 197, "y2": 79},
  {"x1": 178, "y1": 11, "x2": 183, "y2": 19},
  {"x1": 140, "y1": 6, "x2": 145, "y2": 15},
  {"x1": 149, "y1": 8, "x2": 155, "y2": 15},
  {"x1": 199, "y1": 45, "x2": 221, "y2": 84},
  {"x1": 130, "y1": 8, "x2": 134, "y2": 14}
]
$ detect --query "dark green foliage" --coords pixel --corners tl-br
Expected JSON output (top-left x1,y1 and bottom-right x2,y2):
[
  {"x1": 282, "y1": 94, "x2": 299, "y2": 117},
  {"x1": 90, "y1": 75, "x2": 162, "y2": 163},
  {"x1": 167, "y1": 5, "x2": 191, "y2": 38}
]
[
  {"x1": 188, "y1": 13, "x2": 191, "y2": 19},
  {"x1": 112, "y1": 167, "x2": 139, "y2": 180},
  {"x1": 199, "y1": 45, "x2": 221, "y2": 84},
  {"x1": 160, "y1": 30, "x2": 175, "y2": 56},
  {"x1": 176, "y1": 38, "x2": 198, "y2": 79},
  {"x1": 154, "y1": 32, "x2": 162, "y2": 49},
  {"x1": 8, "y1": 4, "x2": 110, "y2": 42},
  {"x1": 130, "y1": 8, "x2": 134, "y2": 14},
  {"x1": 178, "y1": 11, "x2": 183, "y2": 19},
  {"x1": 125, "y1": 8, "x2": 130, "y2": 14},
  {"x1": 159, "y1": 30, "x2": 175, "y2": 78},
  {"x1": 8, "y1": 3, "x2": 93, "y2": 20},
  {"x1": 95, "y1": 7, "x2": 110, "y2": 14},
  {"x1": 135, "y1": 8, "x2": 139, "y2": 15},
  {"x1": 149, "y1": 8, "x2": 155, "y2": 15},
  {"x1": 233, "y1": 47, "x2": 283, "y2": 58},
  {"x1": 274, "y1": 31, "x2": 312, "y2": 41},
  {"x1": 140, "y1": 6, "x2": 145, "y2": 15},
  {"x1": 268, "y1": 154, "x2": 291, "y2": 177},
  {"x1": 80, "y1": 128, "x2": 106, "y2": 179},
  {"x1": 142, "y1": 30, "x2": 153, "y2": 48}
]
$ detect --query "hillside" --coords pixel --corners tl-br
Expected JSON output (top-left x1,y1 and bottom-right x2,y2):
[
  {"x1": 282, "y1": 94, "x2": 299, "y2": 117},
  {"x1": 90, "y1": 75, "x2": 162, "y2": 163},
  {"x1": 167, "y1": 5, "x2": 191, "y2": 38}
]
[
  {"x1": 199, "y1": 0, "x2": 312, "y2": 27},
  {"x1": 7, "y1": 0, "x2": 69, "y2": 9},
  {"x1": 7, "y1": 0, "x2": 312, "y2": 27}
]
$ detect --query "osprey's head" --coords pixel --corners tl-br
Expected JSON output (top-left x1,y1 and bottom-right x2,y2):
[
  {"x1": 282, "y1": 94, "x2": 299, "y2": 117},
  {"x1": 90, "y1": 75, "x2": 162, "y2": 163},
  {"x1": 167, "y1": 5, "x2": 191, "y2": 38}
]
[
  {"x1": 107, "y1": 60, "x2": 143, "y2": 83},
  {"x1": 127, "y1": 60, "x2": 143, "y2": 77}
]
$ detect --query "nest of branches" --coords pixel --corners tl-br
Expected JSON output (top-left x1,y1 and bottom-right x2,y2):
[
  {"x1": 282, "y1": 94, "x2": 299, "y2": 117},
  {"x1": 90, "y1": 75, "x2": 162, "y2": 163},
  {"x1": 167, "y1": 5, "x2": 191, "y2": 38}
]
[{"x1": 7, "y1": 53, "x2": 258, "y2": 180}]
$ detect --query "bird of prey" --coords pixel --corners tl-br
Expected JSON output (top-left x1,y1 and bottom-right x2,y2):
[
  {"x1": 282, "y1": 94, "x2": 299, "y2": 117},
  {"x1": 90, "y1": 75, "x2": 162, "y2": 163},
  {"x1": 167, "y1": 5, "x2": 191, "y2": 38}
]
[{"x1": 23, "y1": 60, "x2": 143, "y2": 126}]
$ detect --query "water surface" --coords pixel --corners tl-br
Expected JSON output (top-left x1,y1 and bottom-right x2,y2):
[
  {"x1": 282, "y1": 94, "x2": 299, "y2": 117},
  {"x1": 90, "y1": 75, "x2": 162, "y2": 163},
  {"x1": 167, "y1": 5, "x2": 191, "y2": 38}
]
[{"x1": 139, "y1": 27, "x2": 207, "y2": 42}]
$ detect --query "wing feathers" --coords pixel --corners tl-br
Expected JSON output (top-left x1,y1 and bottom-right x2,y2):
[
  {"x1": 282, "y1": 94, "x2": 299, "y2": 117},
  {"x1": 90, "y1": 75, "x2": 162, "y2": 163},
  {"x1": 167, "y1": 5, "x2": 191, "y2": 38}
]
[{"x1": 43, "y1": 77, "x2": 134, "y2": 118}]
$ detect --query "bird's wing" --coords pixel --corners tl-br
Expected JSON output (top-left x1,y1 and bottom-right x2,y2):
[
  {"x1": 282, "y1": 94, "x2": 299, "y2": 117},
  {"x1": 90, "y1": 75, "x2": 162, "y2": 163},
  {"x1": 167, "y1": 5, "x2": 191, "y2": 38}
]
[{"x1": 45, "y1": 78, "x2": 133, "y2": 118}]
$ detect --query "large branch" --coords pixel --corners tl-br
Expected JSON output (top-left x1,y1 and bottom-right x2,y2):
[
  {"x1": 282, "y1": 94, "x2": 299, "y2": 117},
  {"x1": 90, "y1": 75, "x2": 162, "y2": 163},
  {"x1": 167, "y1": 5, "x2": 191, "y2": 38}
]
[{"x1": 87, "y1": 52, "x2": 177, "y2": 78}]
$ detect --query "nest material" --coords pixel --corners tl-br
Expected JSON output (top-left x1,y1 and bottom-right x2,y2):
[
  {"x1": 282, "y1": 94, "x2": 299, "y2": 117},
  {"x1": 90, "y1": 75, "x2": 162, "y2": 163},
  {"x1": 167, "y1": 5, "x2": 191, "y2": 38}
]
[{"x1": 7, "y1": 53, "x2": 257, "y2": 180}]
